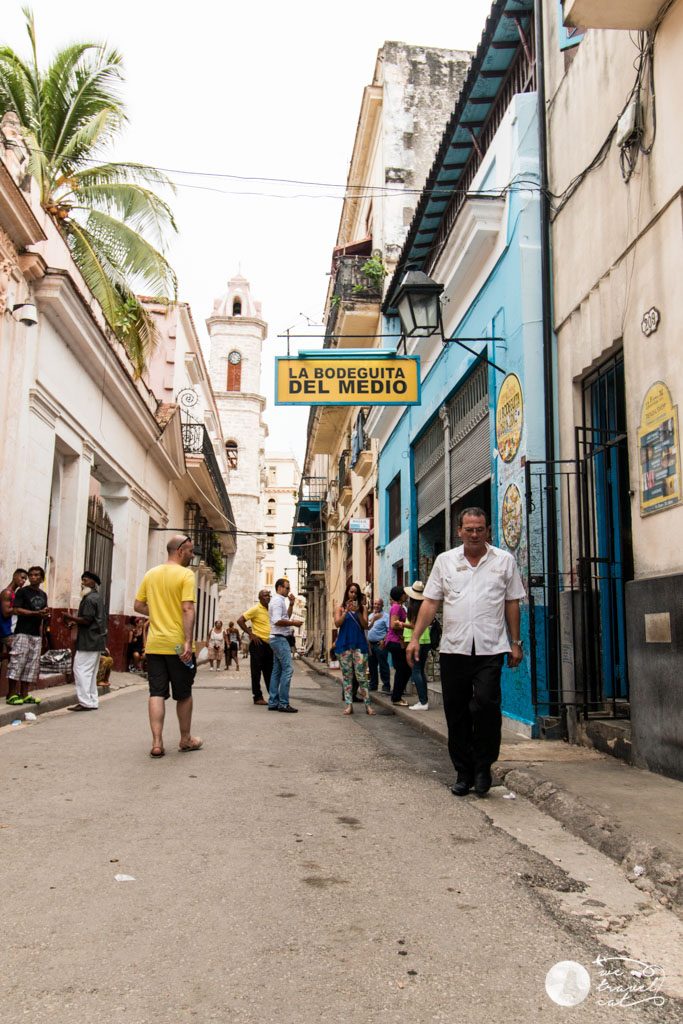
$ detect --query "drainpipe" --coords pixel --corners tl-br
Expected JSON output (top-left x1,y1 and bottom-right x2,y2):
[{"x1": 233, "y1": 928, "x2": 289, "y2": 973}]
[
  {"x1": 534, "y1": 0, "x2": 560, "y2": 707},
  {"x1": 439, "y1": 404, "x2": 451, "y2": 549}
]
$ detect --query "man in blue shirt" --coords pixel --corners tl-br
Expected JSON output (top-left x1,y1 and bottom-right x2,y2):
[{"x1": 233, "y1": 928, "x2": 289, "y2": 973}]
[{"x1": 367, "y1": 598, "x2": 391, "y2": 693}]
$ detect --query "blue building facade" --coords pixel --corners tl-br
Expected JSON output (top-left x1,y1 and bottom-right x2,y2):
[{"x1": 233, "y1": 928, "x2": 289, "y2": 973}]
[{"x1": 373, "y1": 0, "x2": 551, "y2": 733}]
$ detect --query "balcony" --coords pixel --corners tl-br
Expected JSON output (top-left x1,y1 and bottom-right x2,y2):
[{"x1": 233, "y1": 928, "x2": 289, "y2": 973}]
[
  {"x1": 325, "y1": 255, "x2": 383, "y2": 350},
  {"x1": 184, "y1": 505, "x2": 229, "y2": 584},
  {"x1": 352, "y1": 447, "x2": 374, "y2": 479},
  {"x1": 563, "y1": 0, "x2": 663, "y2": 29},
  {"x1": 290, "y1": 476, "x2": 325, "y2": 558},
  {"x1": 181, "y1": 420, "x2": 236, "y2": 551}
]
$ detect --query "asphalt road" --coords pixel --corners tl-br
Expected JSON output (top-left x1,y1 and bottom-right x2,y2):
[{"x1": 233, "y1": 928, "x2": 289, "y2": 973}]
[{"x1": 1, "y1": 663, "x2": 679, "y2": 1024}]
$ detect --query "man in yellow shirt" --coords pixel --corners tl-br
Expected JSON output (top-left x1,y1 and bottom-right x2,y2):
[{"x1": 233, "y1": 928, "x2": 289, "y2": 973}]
[
  {"x1": 237, "y1": 589, "x2": 272, "y2": 705},
  {"x1": 134, "y1": 535, "x2": 202, "y2": 757}
]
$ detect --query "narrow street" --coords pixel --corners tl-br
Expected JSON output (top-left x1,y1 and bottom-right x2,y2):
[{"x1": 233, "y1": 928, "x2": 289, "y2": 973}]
[{"x1": 1, "y1": 663, "x2": 681, "y2": 1024}]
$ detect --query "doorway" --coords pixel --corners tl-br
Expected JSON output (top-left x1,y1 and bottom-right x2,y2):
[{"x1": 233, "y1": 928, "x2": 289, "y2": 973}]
[{"x1": 578, "y1": 352, "x2": 632, "y2": 707}]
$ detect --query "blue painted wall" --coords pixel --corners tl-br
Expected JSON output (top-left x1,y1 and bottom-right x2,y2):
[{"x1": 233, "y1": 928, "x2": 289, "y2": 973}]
[{"x1": 376, "y1": 94, "x2": 550, "y2": 730}]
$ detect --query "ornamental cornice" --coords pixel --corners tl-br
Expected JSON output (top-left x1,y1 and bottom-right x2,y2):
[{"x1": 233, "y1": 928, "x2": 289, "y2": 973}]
[
  {"x1": 29, "y1": 386, "x2": 61, "y2": 428},
  {"x1": 0, "y1": 156, "x2": 46, "y2": 248}
]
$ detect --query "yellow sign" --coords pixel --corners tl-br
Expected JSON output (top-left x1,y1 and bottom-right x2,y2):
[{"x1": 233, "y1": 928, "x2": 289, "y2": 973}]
[
  {"x1": 275, "y1": 355, "x2": 420, "y2": 406},
  {"x1": 496, "y1": 373, "x2": 524, "y2": 463},
  {"x1": 638, "y1": 381, "x2": 681, "y2": 515}
]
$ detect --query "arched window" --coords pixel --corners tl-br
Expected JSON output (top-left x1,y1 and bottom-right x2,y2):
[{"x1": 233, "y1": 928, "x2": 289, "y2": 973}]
[
  {"x1": 225, "y1": 441, "x2": 238, "y2": 469},
  {"x1": 232, "y1": 297, "x2": 242, "y2": 316},
  {"x1": 227, "y1": 350, "x2": 242, "y2": 391},
  {"x1": 266, "y1": 498, "x2": 276, "y2": 517}
]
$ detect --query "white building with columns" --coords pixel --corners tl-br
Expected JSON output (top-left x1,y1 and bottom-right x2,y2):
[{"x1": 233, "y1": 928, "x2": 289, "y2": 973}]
[
  {"x1": 207, "y1": 273, "x2": 268, "y2": 621},
  {"x1": 0, "y1": 114, "x2": 236, "y2": 679}
]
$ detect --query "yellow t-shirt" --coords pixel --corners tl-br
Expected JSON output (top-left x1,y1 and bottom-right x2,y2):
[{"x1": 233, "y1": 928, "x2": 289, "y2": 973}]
[
  {"x1": 242, "y1": 602, "x2": 270, "y2": 642},
  {"x1": 135, "y1": 563, "x2": 196, "y2": 654}
]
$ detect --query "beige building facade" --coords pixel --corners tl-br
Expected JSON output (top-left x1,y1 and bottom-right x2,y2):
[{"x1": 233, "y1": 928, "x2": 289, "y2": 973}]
[
  {"x1": 546, "y1": 0, "x2": 683, "y2": 778},
  {"x1": 297, "y1": 42, "x2": 471, "y2": 657}
]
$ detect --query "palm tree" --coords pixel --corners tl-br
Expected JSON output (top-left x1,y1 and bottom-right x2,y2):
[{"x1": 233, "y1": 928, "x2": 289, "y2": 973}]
[{"x1": 0, "y1": 7, "x2": 177, "y2": 375}]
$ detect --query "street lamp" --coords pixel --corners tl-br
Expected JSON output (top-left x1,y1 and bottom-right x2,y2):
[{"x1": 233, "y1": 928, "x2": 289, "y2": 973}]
[
  {"x1": 394, "y1": 270, "x2": 444, "y2": 338},
  {"x1": 394, "y1": 268, "x2": 506, "y2": 374}
]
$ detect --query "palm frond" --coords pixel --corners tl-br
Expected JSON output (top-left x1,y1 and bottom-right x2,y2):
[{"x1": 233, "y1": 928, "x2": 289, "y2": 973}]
[
  {"x1": 0, "y1": 47, "x2": 35, "y2": 126},
  {"x1": 65, "y1": 161, "x2": 176, "y2": 191},
  {"x1": 47, "y1": 45, "x2": 126, "y2": 165},
  {"x1": 2, "y1": 8, "x2": 178, "y2": 373},
  {"x1": 66, "y1": 219, "x2": 158, "y2": 375},
  {"x1": 63, "y1": 181, "x2": 177, "y2": 247},
  {"x1": 76, "y1": 208, "x2": 178, "y2": 298},
  {"x1": 54, "y1": 106, "x2": 124, "y2": 176}
]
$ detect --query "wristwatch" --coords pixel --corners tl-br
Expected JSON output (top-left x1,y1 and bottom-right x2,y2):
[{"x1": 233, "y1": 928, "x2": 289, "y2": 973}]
[{"x1": 511, "y1": 639, "x2": 523, "y2": 647}]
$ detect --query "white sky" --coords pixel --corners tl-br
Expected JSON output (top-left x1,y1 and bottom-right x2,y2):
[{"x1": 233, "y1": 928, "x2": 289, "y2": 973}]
[{"x1": 4, "y1": 0, "x2": 493, "y2": 462}]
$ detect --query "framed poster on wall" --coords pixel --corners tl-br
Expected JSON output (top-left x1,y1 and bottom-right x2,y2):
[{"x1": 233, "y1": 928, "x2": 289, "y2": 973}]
[{"x1": 638, "y1": 381, "x2": 681, "y2": 516}]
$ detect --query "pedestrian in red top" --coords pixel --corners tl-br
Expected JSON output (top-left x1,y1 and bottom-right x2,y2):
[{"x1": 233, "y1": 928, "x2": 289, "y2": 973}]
[{"x1": 385, "y1": 584, "x2": 410, "y2": 706}]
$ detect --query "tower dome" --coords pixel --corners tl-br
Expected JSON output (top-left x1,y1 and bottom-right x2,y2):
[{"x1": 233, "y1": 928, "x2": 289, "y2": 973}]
[{"x1": 212, "y1": 272, "x2": 262, "y2": 319}]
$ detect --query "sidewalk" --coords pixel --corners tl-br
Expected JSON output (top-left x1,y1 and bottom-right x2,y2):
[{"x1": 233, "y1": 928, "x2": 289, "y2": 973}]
[
  {"x1": 303, "y1": 656, "x2": 683, "y2": 918},
  {"x1": 0, "y1": 670, "x2": 142, "y2": 729}
]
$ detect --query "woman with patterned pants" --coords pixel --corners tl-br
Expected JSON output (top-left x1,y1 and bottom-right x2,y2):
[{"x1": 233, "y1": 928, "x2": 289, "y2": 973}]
[{"x1": 332, "y1": 582, "x2": 376, "y2": 717}]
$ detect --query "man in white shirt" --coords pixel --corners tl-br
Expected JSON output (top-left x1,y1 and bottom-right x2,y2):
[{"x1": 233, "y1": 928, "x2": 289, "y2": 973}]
[
  {"x1": 407, "y1": 508, "x2": 525, "y2": 797},
  {"x1": 268, "y1": 578, "x2": 303, "y2": 713}
]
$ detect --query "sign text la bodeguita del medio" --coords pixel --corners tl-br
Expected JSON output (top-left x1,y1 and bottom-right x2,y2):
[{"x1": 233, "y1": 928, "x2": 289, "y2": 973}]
[{"x1": 275, "y1": 355, "x2": 420, "y2": 406}]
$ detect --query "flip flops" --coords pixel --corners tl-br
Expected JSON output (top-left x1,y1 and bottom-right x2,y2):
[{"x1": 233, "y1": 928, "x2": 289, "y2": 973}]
[
  {"x1": 149, "y1": 746, "x2": 165, "y2": 758},
  {"x1": 178, "y1": 738, "x2": 203, "y2": 752},
  {"x1": 6, "y1": 695, "x2": 24, "y2": 705}
]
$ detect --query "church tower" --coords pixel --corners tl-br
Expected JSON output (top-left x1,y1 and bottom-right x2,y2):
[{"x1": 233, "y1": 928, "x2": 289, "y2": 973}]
[{"x1": 207, "y1": 273, "x2": 267, "y2": 620}]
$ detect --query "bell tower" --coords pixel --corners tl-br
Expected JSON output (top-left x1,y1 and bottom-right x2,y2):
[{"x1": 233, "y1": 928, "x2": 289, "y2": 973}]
[{"x1": 207, "y1": 273, "x2": 268, "y2": 618}]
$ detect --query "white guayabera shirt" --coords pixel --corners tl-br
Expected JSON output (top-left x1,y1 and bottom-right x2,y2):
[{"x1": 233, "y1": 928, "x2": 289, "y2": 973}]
[{"x1": 423, "y1": 544, "x2": 526, "y2": 655}]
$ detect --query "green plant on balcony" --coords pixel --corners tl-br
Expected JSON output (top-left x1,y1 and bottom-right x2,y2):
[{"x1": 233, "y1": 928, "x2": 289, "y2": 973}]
[
  {"x1": 351, "y1": 254, "x2": 386, "y2": 295},
  {"x1": 208, "y1": 537, "x2": 225, "y2": 578},
  {"x1": 330, "y1": 294, "x2": 341, "y2": 309}
]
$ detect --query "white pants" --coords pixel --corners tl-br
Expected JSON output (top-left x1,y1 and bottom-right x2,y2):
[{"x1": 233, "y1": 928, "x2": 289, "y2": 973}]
[{"x1": 73, "y1": 650, "x2": 101, "y2": 708}]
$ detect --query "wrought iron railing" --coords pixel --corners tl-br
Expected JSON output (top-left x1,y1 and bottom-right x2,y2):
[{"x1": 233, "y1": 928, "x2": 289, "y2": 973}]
[
  {"x1": 184, "y1": 501, "x2": 229, "y2": 583},
  {"x1": 324, "y1": 255, "x2": 383, "y2": 347},
  {"x1": 298, "y1": 475, "x2": 327, "y2": 502},
  {"x1": 181, "y1": 421, "x2": 236, "y2": 545}
]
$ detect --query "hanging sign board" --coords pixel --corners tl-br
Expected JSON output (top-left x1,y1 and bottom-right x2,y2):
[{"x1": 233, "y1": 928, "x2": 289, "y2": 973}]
[
  {"x1": 638, "y1": 381, "x2": 681, "y2": 516},
  {"x1": 495, "y1": 373, "x2": 523, "y2": 463},
  {"x1": 349, "y1": 518, "x2": 371, "y2": 534},
  {"x1": 275, "y1": 355, "x2": 420, "y2": 406}
]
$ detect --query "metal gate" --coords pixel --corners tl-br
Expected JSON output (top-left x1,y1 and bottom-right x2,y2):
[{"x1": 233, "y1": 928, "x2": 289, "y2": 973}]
[
  {"x1": 84, "y1": 496, "x2": 114, "y2": 616},
  {"x1": 525, "y1": 425, "x2": 631, "y2": 721}
]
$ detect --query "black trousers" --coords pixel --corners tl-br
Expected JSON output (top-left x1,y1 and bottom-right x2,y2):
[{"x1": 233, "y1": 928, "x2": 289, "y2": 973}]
[
  {"x1": 386, "y1": 641, "x2": 411, "y2": 702},
  {"x1": 249, "y1": 640, "x2": 273, "y2": 700},
  {"x1": 439, "y1": 653, "x2": 504, "y2": 777}
]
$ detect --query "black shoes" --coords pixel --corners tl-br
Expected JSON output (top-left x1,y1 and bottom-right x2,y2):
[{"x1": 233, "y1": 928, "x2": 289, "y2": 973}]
[
  {"x1": 450, "y1": 774, "x2": 473, "y2": 797},
  {"x1": 277, "y1": 705, "x2": 298, "y2": 713},
  {"x1": 473, "y1": 769, "x2": 492, "y2": 797}
]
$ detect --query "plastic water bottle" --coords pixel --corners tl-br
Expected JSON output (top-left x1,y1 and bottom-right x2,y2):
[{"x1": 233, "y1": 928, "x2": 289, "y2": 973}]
[{"x1": 175, "y1": 643, "x2": 195, "y2": 670}]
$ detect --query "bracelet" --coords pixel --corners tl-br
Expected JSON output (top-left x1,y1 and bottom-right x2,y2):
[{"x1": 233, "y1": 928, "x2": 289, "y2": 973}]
[{"x1": 511, "y1": 640, "x2": 523, "y2": 647}]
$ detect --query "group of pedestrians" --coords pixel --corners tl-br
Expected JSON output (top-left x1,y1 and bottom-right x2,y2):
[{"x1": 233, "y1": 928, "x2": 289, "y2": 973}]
[
  {"x1": 206, "y1": 620, "x2": 241, "y2": 672},
  {"x1": 1, "y1": 565, "x2": 108, "y2": 712},
  {"x1": 5, "y1": 507, "x2": 525, "y2": 803},
  {"x1": 324, "y1": 506, "x2": 526, "y2": 798},
  {"x1": 335, "y1": 581, "x2": 433, "y2": 713}
]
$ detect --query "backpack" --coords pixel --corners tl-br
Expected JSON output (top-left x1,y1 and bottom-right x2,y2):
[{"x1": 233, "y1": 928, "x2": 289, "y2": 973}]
[{"x1": 429, "y1": 616, "x2": 442, "y2": 652}]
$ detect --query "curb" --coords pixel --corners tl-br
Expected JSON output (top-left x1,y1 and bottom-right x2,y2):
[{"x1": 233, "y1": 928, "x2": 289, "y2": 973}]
[
  {"x1": 0, "y1": 678, "x2": 139, "y2": 730},
  {"x1": 495, "y1": 763, "x2": 683, "y2": 918},
  {"x1": 301, "y1": 656, "x2": 683, "y2": 917}
]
